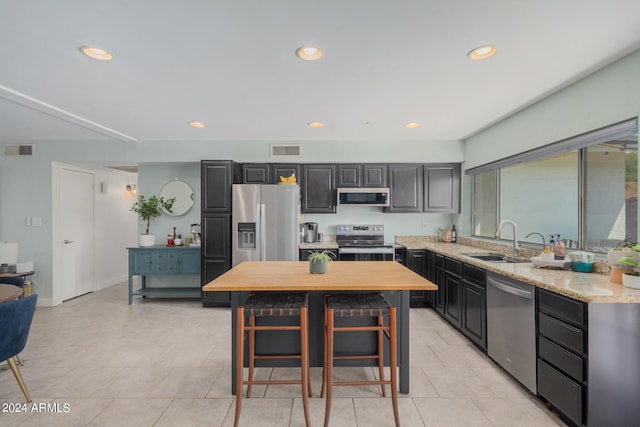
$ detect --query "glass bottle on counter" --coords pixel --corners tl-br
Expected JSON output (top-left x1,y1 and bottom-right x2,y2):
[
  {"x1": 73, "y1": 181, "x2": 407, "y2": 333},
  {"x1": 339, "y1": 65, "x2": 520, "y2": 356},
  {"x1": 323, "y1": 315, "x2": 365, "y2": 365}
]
[
  {"x1": 554, "y1": 234, "x2": 565, "y2": 260},
  {"x1": 451, "y1": 225, "x2": 457, "y2": 243}
]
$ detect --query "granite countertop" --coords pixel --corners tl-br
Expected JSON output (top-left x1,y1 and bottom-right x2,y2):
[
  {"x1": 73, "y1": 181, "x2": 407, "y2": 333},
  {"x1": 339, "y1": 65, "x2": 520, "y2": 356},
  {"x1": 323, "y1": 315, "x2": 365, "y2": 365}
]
[{"x1": 395, "y1": 236, "x2": 640, "y2": 304}]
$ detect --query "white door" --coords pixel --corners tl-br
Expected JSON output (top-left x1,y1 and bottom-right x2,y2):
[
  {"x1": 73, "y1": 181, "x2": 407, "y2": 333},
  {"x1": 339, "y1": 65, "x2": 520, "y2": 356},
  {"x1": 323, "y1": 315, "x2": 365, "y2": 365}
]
[{"x1": 60, "y1": 168, "x2": 95, "y2": 301}]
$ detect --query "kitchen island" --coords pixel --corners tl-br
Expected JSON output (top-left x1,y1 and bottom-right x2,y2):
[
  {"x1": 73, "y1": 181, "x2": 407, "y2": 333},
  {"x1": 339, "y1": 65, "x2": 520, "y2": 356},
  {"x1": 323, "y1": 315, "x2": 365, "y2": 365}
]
[{"x1": 203, "y1": 261, "x2": 436, "y2": 394}]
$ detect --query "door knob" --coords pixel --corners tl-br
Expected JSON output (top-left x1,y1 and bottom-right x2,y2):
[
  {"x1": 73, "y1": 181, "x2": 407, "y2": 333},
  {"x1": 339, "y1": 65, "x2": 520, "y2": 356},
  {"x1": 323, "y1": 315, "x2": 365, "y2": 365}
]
[{"x1": 64, "y1": 240, "x2": 74, "y2": 244}]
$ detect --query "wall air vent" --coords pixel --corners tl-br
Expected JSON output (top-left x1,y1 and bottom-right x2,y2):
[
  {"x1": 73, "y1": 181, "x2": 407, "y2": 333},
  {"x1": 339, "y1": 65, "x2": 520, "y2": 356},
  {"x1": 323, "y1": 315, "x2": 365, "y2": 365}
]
[
  {"x1": 270, "y1": 144, "x2": 301, "y2": 157},
  {"x1": 3, "y1": 144, "x2": 34, "y2": 157}
]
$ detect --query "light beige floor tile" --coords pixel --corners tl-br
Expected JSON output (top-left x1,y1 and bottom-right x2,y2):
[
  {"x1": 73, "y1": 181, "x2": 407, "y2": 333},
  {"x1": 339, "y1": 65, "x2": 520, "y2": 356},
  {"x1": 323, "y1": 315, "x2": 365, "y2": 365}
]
[
  {"x1": 0, "y1": 366, "x2": 72, "y2": 400},
  {"x1": 435, "y1": 328, "x2": 475, "y2": 346},
  {"x1": 31, "y1": 367, "x2": 121, "y2": 399},
  {"x1": 354, "y1": 397, "x2": 425, "y2": 427},
  {"x1": 206, "y1": 367, "x2": 234, "y2": 398},
  {"x1": 223, "y1": 397, "x2": 293, "y2": 427},
  {"x1": 473, "y1": 397, "x2": 564, "y2": 427},
  {"x1": 430, "y1": 343, "x2": 495, "y2": 368},
  {"x1": 424, "y1": 367, "x2": 497, "y2": 398},
  {"x1": 410, "y1": 342, "x2": 445, "y2": 368},
  {"x1": 154, "y1": 398, "x2": 233, "y2": 427},
  {"x1": 12, "y1": 283, "x2": 565, "y2": 426},
  {"x1": 89, "y1": 367, "x2": 172, "y2": 398},
  {"x1": 471, "y1": 366, "x2": 530, "y2": 398},
  {"x1": 150, "y1": 367, "x2": 219, "y2": 398},
  {"x1": 18, "y1": 398, "x2": 113, "y2": 427},
  {"x1": 86, "y1": 398, "x2": 172, "y2": 427},
  {"x1": 405, "y1": 367, "x2": 438, "y2": 397},
  {"x1": 315, "y1": 397, "x2": 357, "y2": 427},
  {"x1": 290, "y1": 395, "x2": 334, "y2": 427},
  {"x1": 413, "y1": 397, "x2": 492, "y2": 427}
]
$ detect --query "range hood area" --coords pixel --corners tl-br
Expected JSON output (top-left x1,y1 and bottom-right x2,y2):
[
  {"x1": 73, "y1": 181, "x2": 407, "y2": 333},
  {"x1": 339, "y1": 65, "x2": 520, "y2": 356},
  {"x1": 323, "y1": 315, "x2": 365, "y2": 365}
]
[{"x1": 337, "y1": 187, "x2": 390, "y2": 206}]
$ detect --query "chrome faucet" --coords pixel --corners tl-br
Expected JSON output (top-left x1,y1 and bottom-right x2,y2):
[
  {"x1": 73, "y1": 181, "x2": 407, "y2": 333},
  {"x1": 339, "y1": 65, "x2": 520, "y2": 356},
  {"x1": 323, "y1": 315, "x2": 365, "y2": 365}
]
[
  {"x1": 525, "y1": 232, "x2": 546, "y2": 246},
  {"x1": 496, "y1": 220, "x2": 519, "y2": 256}
]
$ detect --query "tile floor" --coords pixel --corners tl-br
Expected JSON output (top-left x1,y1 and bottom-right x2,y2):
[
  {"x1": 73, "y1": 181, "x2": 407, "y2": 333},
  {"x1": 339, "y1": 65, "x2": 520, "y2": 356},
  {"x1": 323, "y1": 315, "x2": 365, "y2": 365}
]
[{"x1": 0, "y1": 283, "x2": 567, "y2": 426}]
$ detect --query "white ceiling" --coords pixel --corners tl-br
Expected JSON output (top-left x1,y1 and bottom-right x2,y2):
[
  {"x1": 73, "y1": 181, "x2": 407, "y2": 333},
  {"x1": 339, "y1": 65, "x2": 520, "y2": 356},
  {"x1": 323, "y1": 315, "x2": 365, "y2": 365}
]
[{"x1": 2, "y1": 1, "x2": 640, "y2": 144}]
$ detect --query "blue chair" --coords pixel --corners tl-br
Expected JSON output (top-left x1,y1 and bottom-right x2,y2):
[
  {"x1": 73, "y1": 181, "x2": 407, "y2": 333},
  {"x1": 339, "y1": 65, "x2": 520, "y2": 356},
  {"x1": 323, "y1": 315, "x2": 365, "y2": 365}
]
[
  {"x1": 0, "y1": 276, "x2": 25, "y2": 288},
  {"x1": 0, "y1": 294, "x2": 37, "y2": 402}
]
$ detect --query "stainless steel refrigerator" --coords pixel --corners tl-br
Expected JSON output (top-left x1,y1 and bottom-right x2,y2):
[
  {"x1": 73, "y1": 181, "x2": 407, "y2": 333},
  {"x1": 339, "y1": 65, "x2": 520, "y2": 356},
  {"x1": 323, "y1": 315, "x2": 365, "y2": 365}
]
[{"x1": 232, "y1": 184, "x2": 301, "y2": 266}]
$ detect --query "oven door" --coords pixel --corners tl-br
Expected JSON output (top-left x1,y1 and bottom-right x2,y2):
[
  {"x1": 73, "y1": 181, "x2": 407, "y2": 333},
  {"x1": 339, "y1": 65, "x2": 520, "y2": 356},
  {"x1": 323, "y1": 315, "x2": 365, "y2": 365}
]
[{"x1": 338, "y1": 247, "x2": 394, "y2": 261}]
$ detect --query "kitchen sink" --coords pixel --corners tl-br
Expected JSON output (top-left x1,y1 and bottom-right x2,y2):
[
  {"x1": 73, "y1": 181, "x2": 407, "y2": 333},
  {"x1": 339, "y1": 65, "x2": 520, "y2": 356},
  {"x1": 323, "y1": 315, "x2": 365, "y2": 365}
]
[{"x1": 462, "y1": 253, "x2": 529, "y2": 263}]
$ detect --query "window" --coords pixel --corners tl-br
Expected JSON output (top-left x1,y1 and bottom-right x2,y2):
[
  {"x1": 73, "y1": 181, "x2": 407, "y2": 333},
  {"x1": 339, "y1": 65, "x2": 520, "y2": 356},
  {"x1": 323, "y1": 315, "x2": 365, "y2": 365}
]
[{"x1": 469, "y1": 119, "x2": 638, "y2": 253}]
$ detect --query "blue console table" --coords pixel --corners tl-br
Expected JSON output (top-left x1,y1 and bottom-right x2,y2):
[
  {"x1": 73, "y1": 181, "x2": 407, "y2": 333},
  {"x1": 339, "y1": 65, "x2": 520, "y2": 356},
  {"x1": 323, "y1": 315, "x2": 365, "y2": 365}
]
[{"x1": 127, "y1": 246, "x2": 201, "y2": 304}]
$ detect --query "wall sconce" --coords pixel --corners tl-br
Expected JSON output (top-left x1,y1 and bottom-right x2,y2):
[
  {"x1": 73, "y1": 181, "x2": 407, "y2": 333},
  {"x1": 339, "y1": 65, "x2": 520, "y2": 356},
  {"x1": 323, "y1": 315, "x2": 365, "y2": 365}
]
[{"x1": 126, "y1": 184, "x2": 137, "y2": 194}]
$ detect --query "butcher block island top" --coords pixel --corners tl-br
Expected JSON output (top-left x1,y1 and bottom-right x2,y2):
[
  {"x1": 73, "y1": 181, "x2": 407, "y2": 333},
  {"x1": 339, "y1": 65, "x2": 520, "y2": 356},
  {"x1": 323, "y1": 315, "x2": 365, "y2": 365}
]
[{"x1": 202, "y1": 261, "x2": 437, "y2": 292}]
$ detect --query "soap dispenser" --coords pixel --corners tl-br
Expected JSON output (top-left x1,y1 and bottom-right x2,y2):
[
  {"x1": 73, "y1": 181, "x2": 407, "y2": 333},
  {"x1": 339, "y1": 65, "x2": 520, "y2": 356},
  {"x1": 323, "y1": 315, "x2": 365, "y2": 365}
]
[
  {"x1": 554, "y1": 234, "x2": 565, "y2": 260},
  {"x1": 549, "y1": 235, "x2": 555, "y2": 256}
]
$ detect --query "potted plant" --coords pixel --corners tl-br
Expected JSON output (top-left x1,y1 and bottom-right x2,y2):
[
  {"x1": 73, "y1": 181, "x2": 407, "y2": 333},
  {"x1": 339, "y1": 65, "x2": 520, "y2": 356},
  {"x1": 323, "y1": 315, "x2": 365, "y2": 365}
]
[
  {"x1": 130, "y1": 194, "x2": 176, "y2": 247},
  {"x1": 617, "y1": 245, "x2": 640, "y2": 289},
  {"x1": 308, "y1": 250, "x2": 334, "y2": 274},
  {"x1": 607, "y1": 239, "x2": 640, "y2": 284}
]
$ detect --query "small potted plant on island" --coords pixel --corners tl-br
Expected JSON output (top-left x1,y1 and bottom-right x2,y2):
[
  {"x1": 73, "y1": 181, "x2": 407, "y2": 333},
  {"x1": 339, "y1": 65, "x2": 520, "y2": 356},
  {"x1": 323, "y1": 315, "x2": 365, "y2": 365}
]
[
  {"x1": 607, "y1": 239, "x2": 640, "y2": 284},
  {"x1": 617, "y1": 245, "x2": 640, "y2": 289},
  {"x1": 130, "y1": 194, "x2": 176, "y2": 247},
  {"x1": 308, "y1": 250, "x2": 334, "y2": 274}
]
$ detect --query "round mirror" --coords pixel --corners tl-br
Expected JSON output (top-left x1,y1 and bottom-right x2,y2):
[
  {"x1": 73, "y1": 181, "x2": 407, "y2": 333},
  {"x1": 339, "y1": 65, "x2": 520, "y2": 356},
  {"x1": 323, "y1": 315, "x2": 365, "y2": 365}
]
[{"x1": 159, "y1": 180, "x2": 194, "y2": 216}]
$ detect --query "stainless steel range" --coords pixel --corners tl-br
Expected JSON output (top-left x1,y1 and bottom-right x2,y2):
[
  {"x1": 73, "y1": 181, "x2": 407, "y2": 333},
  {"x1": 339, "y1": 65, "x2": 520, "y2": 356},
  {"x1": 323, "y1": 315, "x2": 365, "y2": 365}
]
[{"x1": 336, "y1": 224, "x2": 394, "y2": 261}]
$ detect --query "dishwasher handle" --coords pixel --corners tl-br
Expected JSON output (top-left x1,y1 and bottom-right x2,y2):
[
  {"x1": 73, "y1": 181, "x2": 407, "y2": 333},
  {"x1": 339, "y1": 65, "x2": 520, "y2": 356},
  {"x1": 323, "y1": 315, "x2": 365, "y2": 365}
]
[{"x1": 487, "y1": 276, "x2": 533, "y2": 299}]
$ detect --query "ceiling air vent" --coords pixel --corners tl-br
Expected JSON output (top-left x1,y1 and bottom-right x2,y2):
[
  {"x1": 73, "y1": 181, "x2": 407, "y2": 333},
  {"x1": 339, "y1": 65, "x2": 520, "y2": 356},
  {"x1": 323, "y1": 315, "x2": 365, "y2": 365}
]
[
  {"x1": 270, "y1": 144, "x2": 301, "y2": 157},
  {"x1": 3, "y1": 144, "x2": 34, "y2": 157}
]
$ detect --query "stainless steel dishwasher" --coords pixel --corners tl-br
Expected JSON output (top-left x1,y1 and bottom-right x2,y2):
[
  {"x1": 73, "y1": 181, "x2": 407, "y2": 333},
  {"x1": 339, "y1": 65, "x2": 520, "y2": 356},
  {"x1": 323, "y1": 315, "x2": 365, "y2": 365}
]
[{"x1": 487, "y1": 272, "x2": 537, "y2": 393}]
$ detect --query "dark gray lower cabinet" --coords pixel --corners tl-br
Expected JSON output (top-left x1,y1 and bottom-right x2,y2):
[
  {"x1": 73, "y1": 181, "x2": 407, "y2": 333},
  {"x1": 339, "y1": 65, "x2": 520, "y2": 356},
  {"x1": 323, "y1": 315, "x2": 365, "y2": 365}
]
[
  {"x1": 537, "y1": 289, "x2": 587, "y2": 427},
  {"x1": 405, "y1": 249, "x2": 428, "y2": 307},
  {"x1": 434, "y1": 254, "x2": 445, "y2": 314},
  {"x1": 443, "y1": 258, "x2": 462, "y2": 328},
  {"x1": 461, "y1": 263, "x2": 486, "y2": 350}
]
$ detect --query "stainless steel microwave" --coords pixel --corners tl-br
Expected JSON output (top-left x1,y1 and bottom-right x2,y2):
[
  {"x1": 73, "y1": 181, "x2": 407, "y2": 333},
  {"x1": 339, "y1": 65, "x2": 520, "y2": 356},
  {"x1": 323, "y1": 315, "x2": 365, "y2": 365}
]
[{"x1": 337, "y1": 188, "x2": 390, "y2": 206}]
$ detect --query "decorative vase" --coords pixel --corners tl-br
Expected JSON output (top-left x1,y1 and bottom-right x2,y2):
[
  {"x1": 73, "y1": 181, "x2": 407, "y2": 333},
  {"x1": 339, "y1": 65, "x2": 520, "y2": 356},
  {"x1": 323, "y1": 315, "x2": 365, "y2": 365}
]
[
  {"x1": 622, "y1": 272, "x2": 640, "y2": 289},
  {"x1": 309, "y1": 259, "x2": 327, "y2": 274},
  {"x1": 607, "y1": 248, "x2": 640, "y2": 284},
  {"x1": 138, "y1": 234, "x2": 156, "y2": 247}
]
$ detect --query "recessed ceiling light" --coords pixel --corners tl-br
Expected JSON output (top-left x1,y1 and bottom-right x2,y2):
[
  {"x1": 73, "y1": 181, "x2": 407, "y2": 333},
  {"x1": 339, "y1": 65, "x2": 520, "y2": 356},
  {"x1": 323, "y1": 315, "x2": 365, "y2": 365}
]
[
  {"x1": 308, "y1": 122, "x2": 324, "y2": 128},
  {"x1": 79, "y1": 46, "x2": 113, "y2": 61},
  {"x1": 188, "y1": 121, "x2": 205, "y2": 128},
  {"x1": 296, "y1": 46, "x2": 323, "y2": 61},
  {"x1": 468, "y1": 45, "x2": 497, "y2": 60},
  {"x1": 404, "y1": 122, "x2": 420, "y2": 129}
]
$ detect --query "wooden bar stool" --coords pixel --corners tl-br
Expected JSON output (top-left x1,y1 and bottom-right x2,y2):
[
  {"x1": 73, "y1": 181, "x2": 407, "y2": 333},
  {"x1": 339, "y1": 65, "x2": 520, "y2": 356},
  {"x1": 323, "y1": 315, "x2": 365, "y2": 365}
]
[
  {"x1": 322, "y1": 293, "x2": 399, "y2": 427},
  {"x1": 235, "y1": 292, "x2": 311, "y2": 427}
]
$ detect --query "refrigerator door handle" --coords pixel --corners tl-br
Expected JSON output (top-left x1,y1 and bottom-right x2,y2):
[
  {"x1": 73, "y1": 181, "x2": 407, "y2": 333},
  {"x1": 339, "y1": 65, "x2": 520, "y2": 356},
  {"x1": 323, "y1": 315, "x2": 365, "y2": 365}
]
[{"x1": 259, "y1": 203, "x2": 266, "y2": 261}]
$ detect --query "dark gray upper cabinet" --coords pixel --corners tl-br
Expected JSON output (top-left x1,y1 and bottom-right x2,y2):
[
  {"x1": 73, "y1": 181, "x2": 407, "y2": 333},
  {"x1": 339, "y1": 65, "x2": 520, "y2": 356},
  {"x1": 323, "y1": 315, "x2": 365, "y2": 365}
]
[
  {"x1": 270, "y1": 164, "x2": 301, "y2": 186},
  {"x1": 302, "y1": 164, "x2": 336, "y2": 213},
  {"x1": 201, "y1": 160, "x2": 233, "y2": 212},
  {"x1": 424, "y1": 163, "x2": 461, "y2": 213},
  {"x1": 242, "y1": 163, "x2": 270, "y2": 184},
  {"x1": 363, "y1": 164, "x2": 388, "y2": 187},
  {"x1": 337, "y1": 164, "x2": 362, "y2": 187},
  {"x1": 386, "y1": 164, "x2": 423, "y2": 212}
]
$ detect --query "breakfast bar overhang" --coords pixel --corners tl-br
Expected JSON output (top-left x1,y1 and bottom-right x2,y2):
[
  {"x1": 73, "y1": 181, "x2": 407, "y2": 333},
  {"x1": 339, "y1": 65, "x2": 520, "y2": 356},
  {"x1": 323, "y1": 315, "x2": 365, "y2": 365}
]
[{"x1": 203, "y1": 261, "x2": 437, "y2": 394}]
